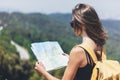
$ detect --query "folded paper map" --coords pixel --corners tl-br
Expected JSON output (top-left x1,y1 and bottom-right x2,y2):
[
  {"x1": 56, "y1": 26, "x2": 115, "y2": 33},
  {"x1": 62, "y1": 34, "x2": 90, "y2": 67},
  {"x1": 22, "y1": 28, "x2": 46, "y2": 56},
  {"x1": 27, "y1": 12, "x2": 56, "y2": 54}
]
[{"x1": 31, "y1": 41, "x2": 69, "y2": 71}]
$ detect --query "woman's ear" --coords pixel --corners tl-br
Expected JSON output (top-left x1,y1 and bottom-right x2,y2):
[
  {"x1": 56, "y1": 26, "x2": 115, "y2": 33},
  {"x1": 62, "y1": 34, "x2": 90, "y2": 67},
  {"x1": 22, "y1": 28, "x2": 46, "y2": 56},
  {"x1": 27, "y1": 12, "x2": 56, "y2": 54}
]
[
  {"x1": 76, "y1": 25, "x2": 85, "y2": 36},
  {"x1": 77, "y1": 28, "x2": 82, "y2": 36},
  {"x1": 75, "y1": 27, "x2": 82, "y2": 36}
]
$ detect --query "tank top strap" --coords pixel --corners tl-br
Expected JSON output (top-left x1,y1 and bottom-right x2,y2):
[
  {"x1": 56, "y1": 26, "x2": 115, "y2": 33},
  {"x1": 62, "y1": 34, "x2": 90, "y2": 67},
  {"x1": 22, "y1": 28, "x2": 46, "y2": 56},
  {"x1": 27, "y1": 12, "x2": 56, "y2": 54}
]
[{"x1": 84, "y1": 49, "x2": 94, "y2": 66}]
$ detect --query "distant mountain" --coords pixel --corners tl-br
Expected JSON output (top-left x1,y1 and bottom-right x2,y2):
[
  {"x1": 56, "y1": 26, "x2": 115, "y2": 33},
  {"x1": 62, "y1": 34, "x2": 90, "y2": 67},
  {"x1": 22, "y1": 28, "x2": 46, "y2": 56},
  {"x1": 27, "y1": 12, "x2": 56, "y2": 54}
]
[{"x1": 49, "y1": 13, "x2": 72, "y2": 24}]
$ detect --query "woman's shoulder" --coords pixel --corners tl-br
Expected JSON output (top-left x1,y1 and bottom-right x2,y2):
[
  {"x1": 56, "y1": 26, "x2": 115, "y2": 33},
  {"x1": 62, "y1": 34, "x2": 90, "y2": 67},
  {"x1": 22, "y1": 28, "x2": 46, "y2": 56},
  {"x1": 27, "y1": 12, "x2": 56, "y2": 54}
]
[
  {"x1": 69, "y1": 45, "x2": 86, "y2": 63},
  {"x1": 71, "y1": 45, "x2": 84, "y2": 54}
]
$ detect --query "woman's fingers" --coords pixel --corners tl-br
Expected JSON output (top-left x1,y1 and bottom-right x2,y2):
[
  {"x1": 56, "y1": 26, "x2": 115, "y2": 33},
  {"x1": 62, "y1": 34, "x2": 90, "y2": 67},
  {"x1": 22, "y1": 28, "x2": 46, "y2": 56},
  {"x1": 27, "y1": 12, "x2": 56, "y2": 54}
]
[
  {"x1": 34, "y1": 66, "x2": 37, "y2": 69},
  {"x1": 35, "y1": 61, "x2": 46, "y2": 70}
]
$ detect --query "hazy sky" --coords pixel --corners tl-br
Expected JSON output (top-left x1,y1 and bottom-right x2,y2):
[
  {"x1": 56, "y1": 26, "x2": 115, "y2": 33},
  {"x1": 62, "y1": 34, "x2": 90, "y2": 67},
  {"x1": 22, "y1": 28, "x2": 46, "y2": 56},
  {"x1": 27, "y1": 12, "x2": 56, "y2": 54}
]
[{"x1": 0, "y1": 0, "x2": 120, "y2": 20}]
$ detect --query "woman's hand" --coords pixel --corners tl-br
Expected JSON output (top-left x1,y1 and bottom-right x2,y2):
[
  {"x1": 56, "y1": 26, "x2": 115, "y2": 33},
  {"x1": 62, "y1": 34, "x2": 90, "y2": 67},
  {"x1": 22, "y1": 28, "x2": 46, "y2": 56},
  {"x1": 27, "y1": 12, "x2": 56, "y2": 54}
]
[
  {"x1": 35, "y1": 62, "x2": 60, "y2": 80},
  {"x1": 35, "y1": 62, "x2": 46, "y2": 75}
]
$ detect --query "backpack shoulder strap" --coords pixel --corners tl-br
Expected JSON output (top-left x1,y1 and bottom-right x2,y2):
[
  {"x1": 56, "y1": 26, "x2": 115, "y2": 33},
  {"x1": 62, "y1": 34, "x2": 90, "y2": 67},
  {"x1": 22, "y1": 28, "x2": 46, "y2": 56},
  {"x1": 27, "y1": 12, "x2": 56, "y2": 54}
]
[
  {"x1": 78, "y1": 44, "x2": 98, "y2": 62},
  {"x1": 78, "y1": 44, "x2": 107, "y2": 62},
  {"x1": 102, "y1": 48, "x2": 107, "y2": 60}
]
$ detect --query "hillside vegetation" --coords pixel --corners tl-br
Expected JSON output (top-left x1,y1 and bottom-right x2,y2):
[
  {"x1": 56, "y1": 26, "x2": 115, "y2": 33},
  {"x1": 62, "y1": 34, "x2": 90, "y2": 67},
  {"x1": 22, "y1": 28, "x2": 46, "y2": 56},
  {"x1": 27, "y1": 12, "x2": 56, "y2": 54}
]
[{"x1": 0, "y1": 12, "x2": 120, "y2": 80}]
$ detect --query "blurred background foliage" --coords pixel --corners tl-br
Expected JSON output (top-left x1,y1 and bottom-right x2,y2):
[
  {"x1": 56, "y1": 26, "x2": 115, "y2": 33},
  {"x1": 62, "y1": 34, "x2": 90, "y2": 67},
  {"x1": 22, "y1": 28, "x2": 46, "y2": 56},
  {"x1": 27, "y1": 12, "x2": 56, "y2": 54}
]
[{"x1": 0, "y1": 12, "x2": 120, "y2": 80}]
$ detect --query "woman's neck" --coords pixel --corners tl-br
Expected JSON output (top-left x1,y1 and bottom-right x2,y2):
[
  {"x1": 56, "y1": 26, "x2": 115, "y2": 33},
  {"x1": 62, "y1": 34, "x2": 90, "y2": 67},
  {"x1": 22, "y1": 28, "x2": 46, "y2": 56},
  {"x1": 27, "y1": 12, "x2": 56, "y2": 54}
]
[{"x1": 81, "y1": 32, "x2": 97, "y2": 50}]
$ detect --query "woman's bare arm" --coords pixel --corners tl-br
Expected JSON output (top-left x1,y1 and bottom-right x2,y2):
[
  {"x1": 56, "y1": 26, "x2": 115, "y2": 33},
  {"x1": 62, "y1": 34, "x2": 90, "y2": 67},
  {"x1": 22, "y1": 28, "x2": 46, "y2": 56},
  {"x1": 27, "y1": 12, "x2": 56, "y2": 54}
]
[{"x1": 62, "y1": 47, "x2": 85, "y2": 80}]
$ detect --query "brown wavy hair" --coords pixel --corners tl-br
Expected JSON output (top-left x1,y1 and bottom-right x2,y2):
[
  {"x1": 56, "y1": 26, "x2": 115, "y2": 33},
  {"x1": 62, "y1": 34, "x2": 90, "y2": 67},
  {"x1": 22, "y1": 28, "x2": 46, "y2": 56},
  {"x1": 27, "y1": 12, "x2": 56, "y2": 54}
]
[{"x1": 71, "y1": 3, "x2": 107, "y2": 47}]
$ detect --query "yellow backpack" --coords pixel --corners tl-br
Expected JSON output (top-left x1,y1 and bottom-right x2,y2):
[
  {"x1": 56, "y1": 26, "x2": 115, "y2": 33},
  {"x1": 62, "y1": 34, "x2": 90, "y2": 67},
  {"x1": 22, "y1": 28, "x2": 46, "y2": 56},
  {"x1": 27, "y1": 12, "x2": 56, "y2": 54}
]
[{"x1": 80, "y1": 44, "x2": 120, "y2": 80}]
